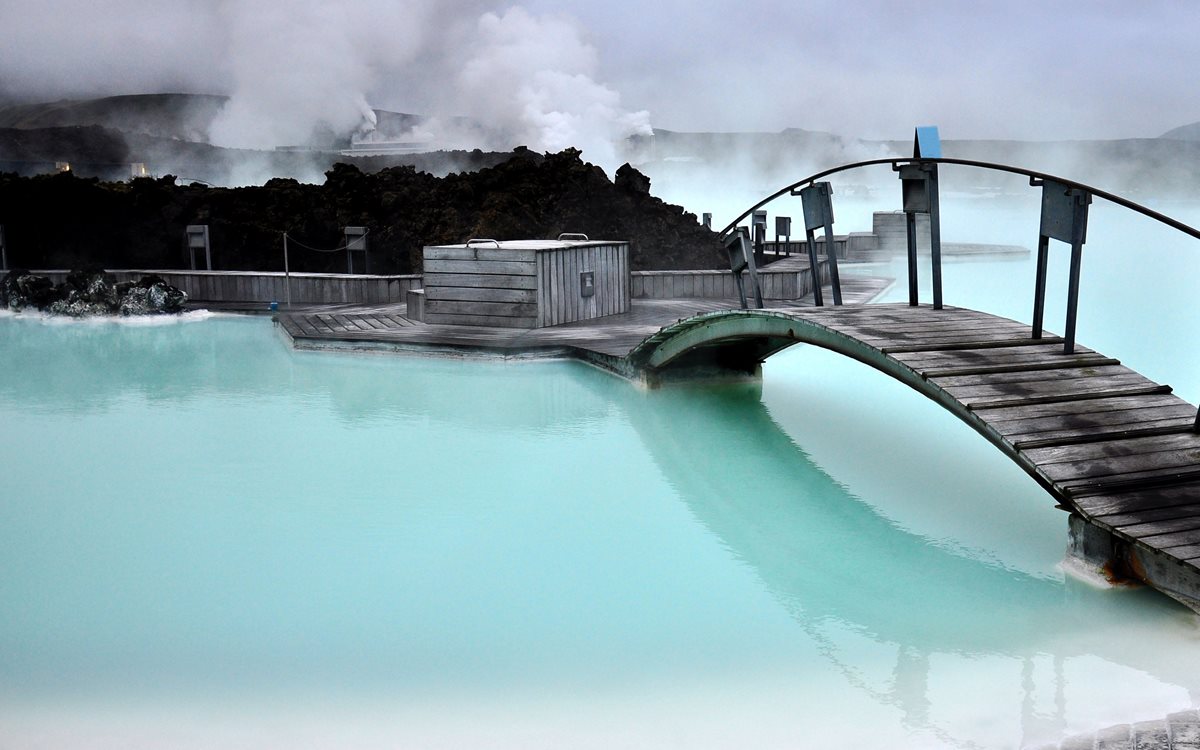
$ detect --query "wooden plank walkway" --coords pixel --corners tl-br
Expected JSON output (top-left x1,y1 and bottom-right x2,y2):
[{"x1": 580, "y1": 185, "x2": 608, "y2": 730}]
[
  {"x1": 276, "y1": 276, "x2": 888, "y2": 359},
  {"x1": 622, "y1": 301, "x2": 1200, "y2": 601},
  {"x1": 276, "y1": 278, "x2": 1200, "y2": 607}
]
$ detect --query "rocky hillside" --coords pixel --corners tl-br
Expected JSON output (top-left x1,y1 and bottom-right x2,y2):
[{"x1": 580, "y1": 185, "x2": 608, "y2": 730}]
[{"x1": 0, "y1": 148, "x2": 723, "y2": 274}]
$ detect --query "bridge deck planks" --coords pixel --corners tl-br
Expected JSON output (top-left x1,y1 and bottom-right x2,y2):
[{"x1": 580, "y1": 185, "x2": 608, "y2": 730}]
[{"x1": 276, "y1": 294, "x2": 1200, "y2": 578}]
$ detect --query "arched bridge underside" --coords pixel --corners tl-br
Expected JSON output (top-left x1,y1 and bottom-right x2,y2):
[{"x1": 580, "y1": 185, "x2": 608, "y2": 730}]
[{"x1": 627, "y1": 302, "x2": 1200, "y2": 610}]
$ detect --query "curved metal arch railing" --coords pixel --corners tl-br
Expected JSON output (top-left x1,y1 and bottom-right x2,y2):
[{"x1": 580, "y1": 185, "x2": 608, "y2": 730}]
[
  {"x1": 718, "y1": 156, "x2": 1200, "y2": 241},
  {"x1": 717, "y1": 154, "x2": 1200, "y2": 431}
]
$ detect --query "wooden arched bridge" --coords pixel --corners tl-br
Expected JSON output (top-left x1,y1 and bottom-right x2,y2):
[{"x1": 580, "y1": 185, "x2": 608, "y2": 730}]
[
  {"x1": 626, "y1": 302, "x2": 1200, "y2": 599},
  {"x1": 278, "y1": 142, "x2": 1200, "y2": 612}
]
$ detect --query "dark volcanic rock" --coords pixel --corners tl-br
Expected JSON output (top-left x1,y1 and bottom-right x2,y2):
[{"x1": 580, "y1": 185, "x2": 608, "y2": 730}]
[
  {"x1": 615, "y1": 163, "x2": 651, "y2": 194},
  {"x1": 0, "y1": 269, "x2": 187, "y2": 315},
  {"x1": 0, "y1": 149, "x2": 724, "y2": 274},
  {"x1": 2, "y1": 270, "x2": 61, "y2": 310}
]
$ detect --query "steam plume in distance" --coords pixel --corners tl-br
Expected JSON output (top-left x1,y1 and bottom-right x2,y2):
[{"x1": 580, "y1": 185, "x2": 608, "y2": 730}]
[
  {"x1": 0, "y1": 1, "x2": 654, "y2": 173},
  {"x1": 453, "y1": 7, "x2": 652, "y2": 168}
]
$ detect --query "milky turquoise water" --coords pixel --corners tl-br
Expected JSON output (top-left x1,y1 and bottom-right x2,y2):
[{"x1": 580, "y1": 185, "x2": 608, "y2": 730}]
[{"x1": 3, "y1": 198, "x2": 1200, "y2": 749}]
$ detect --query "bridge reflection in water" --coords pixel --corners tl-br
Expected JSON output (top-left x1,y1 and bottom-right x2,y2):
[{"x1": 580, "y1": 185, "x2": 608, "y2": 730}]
[{"x1": 612, "y1": 376, "x2": 1200, "y2": 748}]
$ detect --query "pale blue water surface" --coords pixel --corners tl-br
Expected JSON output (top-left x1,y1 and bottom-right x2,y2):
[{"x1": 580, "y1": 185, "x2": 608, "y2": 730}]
[{"x1": 3, "y1": 200, "x2": 1200, "y2": 749}]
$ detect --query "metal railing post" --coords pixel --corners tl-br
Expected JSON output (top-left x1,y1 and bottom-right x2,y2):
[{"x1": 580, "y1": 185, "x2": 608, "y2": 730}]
[
  {"x1": 283, "y1": 232, "x2": 292, "y2": 309},
  {"x1": 1033, "y1": 178, "x2": 1091, "y2": 353},
  {"x1": 803, "y1": 225, "x2": 824, "y2": 307},
  {"x1": 723, "y1": 228, "x2": 762, "y2": 309},
  {"x1": 823, "y1": 214, "x2": 843, "y2": 306},
  {"x1": 1031, "y1": 234, "x2": 1050, "y2": 338},
  {"x1": 800, "y1": 182, "x2": 842, "y2": 305},
  {"x1": 906, "y1": 212, "x2": 919, "y2": 306},
  {"x1": 928, "y1": 165, "x2": 943, "y2": 309},
  {"x1": 1062, "y1": 194, "x2": 1090, "y2": 354}
]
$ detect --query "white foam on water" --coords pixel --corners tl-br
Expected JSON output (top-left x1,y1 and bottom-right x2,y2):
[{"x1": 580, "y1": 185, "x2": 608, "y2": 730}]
[{"x1": 0, "y1": 308, "x2": 224, "y2": 326}]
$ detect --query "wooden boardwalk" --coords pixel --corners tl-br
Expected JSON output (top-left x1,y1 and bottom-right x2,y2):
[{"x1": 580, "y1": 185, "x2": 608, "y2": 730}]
[{"x1": 277, "y1": 281, "x2": 1200, "y2": 609}]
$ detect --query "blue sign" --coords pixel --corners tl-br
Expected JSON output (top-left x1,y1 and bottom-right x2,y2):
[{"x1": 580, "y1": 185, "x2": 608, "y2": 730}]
[{"x1": 914, "y1": 126, "x2": 942, "y2": 158}]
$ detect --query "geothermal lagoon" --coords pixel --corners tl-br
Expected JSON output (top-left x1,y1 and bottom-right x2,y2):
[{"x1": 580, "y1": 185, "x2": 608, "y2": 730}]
[{"x1": 3, "y1": 197, "x2": 1200, "y2": 749}]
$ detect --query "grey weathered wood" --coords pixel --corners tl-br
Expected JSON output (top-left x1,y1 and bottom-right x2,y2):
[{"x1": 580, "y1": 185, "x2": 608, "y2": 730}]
[
  {"x1": 424, "y1": 246, "x2": 535, "y2": 262},
  {"x1": 426, "y1": 300, "x2": 538, "y2": 317},
  {"x1": 967, "y1": 384, "x2": 1173, "y2": 411},
  {"x1": 1073, "y1": 484, "x2": 1200, "y2": 517},
  {"x1": 424, "y1": 273, "x2": 539, "y2": 290},
  {"x1": 275, "y1": 296, "x2": 1200, "y2": 592},
  {"x1": 425, "y1": 286, "x2": 537, "y2": 303},
  {"x1": 1113, "y1": 515, "x2": 1200, "y2": 539},
  {"x1": 1094, "y1": 502, "x2": 1200, "y2": 528},
  {"x1": 424, "y1": 312, "x2": 539, "y2": 328},
  {"x1": 1029, "y1": 430, "x2": 1200, "y2": 460},
  {"x1": 424, "y1": 258, "x2": 537, "y2": 275},
  {"x1": 920, "y1": 357, "x2": 1119, "y2": 379},
  {"x1": 1013, "y1": 423, "x2": 1197, "y2": 450},
  {"x1": 1063, "y1": 469, "x2": 1200, "y2": 498},
  {"x1": 931, "y1": 364, "x2": 1134, "y2": 388},
  {"x1": 883, "y1": 336, "x2": 1064, "y2": 354}
]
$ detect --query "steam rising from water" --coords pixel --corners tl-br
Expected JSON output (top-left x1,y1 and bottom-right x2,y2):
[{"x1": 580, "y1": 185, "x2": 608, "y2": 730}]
[
  {"x1": 207, "y1": 2, "x2": 403, "y2": 150},
  {"x1": 206, "y1": 1, "x2": 654, "y2": 170},
  {"x1": 455, "y1": 8, "x2": 651, "y2": 168},
  {"x1": 0, "y1": 1, "x2": 652, "y2": 172}
]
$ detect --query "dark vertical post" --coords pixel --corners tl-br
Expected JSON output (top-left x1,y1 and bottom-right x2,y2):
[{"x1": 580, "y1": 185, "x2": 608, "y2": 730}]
[
  {"x1": 810, "y1": 182, "x2": 843, "y2": 306},
  {"x1": 800, "y1": 182, "x2": 839, "y2": 307},
  {"x1": 775, "y1": 216, "x2": 792, "y2": 257},
  {"x1": 904, "y1": 126, "x2": 943, "y2": 309},
  {"x1": 896, "y1": 163, "x2": 931, "y2": 307},
  {"x1": 283, "y1": 232, "x2": 292, "y2": 310},
  {"x1": 723, "y1": 227, "x2": 762, "y2": 310},
  {"x1": 823, "y1": 218, "x2": 842, "y2": 305},
  {"x1": 906, "y1": 212, "x2": 919, "y2": 306},
  {"x1": 1031, "y1": 234, "x2": 1050, "y2": 338},
  {"x1": 752, "y1": 210, "x2": 767, "y2": 266},
  {"x1": 804, "y1": 227, "x2": 824, "y2": 306},
  {"x1": 185, "y1": 225, "x2": 212, "y2": 271},
  {"x1": 0, "y1": 225, "x2": 6, "y2": 271},
  {"x1": 733, "y1": 272, "x2": 748, "y2": 309},
  {"x1": 1062, "y1": 194, "x2": 1089, "y2": 354},
  {"x1": 927, "y1": 165, "x2": 943, "y2": 310},
  {"x1": 1034, "y1": 179, "x2": 1091, "y2": 352}
]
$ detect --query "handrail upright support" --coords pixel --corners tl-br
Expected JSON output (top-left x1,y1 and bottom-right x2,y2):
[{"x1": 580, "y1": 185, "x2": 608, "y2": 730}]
[
  {"x1": 803, "y1": 227, "x2": 824, "y2": 306},
  {"x1": 823, "y1": 215, "x2": 843, "y2": 306},
  {"x1": 723, "y1": 228, "x2": 763, "y2": 310},
  {"x1": 928, "y1": 166, "x2": 943, "y2": 310},
  {"x1": 1032, "y1": 234, "x2": 1050, "y2": 338},
  {"x1": 896, "y1": 162, "x2": 939, "y2": 307},
  {"x1": 906, "y1": 213, "x2": 919, "y2": 306},
  {"x1": 1035, "y1": 179, "x2": 1091, "y2": 354},
  {"x1": 799, "y1": 182, "x2": 840, "y2": 306},
  {"x1": 1063, "y1": 234, "x2": 1084, "y2": 354}
]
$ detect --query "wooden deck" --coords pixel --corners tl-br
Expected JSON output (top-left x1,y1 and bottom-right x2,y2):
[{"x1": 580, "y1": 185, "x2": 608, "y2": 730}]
[
  {"x1": 623, "y1": 302, "x2": 1200, "y2": 605},
  {"x1": 276, "y1": 276, "x2": 1200, "y2": 609},
  {"x1": 277, "y1": 276, "x2": 888, "y2": 360}
]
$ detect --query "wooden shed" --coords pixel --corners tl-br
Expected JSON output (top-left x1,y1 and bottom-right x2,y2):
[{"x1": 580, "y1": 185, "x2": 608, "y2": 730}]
[{"x1": 420, "y1": 238, "x2": 630, "y2": 328}]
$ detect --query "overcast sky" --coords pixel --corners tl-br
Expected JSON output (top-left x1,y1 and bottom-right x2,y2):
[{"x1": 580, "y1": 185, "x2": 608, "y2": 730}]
[{"x1": 1, "y1": 0, "x2": 1196, "y2": 142}]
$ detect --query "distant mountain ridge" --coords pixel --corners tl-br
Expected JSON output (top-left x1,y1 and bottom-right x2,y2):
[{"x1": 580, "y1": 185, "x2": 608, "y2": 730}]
[
  {"x1": 3, "y1": 93, "x2": 1200, "y2": 195},
  {"x1": 0, "y1": 93, "x2": 227, "y2": 142},
  {"x1": 1160, "y1": 122, "x2": 1200, "y2": 141}
]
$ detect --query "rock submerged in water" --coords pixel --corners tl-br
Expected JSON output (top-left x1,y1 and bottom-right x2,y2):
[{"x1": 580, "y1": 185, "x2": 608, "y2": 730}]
[{"x1": 0, "y1": 269, "x2": 187, "y2": 316}]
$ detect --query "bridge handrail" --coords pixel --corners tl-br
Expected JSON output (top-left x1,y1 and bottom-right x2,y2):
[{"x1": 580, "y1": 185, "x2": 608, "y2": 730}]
[{"x1": 717, "y1": 156, "x2": 1200, "y2": 243}]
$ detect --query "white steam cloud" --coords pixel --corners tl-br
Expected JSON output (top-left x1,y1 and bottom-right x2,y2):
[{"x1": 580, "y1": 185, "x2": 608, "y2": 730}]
[
  {"x1": 455, "y1": 8, "x2": 652, "y2": 167},
  {"x1": 208, "y1": 2, "x2": 384, "y2": 150},
  {"x1": 0, "y1": 1, "x2": 652, "y2": 172}
]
